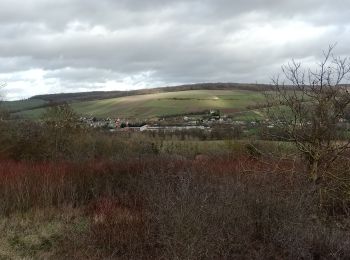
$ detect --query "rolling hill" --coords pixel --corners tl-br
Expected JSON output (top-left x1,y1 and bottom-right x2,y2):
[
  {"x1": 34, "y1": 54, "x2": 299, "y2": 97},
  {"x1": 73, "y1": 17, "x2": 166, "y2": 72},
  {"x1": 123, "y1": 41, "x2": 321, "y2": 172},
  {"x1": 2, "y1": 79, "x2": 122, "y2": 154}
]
[
  {"x1": 29, "y1": 83, "x2": 271, "y2": 103},
  {"x1": 2, "y1": 99, "x2": 48, "y2": 113},
  {"x1": 7, "y1": 83, "x2": 268, "y2": 120},
  {"x1": 72, "y1": 89, "x2": 265, "y2": 119}
]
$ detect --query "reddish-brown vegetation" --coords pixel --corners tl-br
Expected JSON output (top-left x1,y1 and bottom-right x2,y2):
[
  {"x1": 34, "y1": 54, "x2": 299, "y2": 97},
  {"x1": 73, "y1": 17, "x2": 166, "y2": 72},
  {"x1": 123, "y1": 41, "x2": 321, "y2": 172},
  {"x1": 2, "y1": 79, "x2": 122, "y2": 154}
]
[{"x1": 0, "y1": 154, "x2": 349, "y2": 259}]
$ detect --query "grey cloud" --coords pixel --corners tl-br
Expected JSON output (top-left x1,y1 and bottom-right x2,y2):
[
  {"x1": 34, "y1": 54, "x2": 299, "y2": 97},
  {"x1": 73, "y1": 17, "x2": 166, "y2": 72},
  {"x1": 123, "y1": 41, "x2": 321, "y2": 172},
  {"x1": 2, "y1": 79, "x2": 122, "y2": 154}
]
[{"x1": 0, "y1": 0, "x2": 350, "y2": 99}]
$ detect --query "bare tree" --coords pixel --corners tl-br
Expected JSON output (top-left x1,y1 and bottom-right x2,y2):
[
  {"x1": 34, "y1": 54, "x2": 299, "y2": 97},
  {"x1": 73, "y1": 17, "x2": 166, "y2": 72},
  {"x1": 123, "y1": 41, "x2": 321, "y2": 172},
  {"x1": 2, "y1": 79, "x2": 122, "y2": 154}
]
[
  {"x1": 265, "y1": 45, "x2": 350, "y2": 182},
  {"x1": 0, "y1": 82, "x2": 6, "y2": 102},
  {"x1": 0, "y1": 82, "x2": 7, "y2": 120}
]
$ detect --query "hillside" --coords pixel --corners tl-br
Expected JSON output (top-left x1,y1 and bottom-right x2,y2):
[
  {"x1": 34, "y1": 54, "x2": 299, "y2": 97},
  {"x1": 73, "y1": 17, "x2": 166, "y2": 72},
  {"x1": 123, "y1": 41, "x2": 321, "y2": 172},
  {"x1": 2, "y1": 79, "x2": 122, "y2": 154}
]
[
  {"x1": 15, "y1": 89, "x2": 265, "y2": 120},
  {"x1": 30, "y1": 83, "x2": 271, "y2": 103},
  {"x1": 2, "y1": 99, "x2": 48, "y2": 113}
]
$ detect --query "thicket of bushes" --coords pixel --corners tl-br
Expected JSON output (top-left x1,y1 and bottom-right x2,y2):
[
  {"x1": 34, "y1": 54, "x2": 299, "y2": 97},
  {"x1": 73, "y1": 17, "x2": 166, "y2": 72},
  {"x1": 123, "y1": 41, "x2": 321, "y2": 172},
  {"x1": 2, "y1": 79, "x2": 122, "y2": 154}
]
[
  {"x1": 0, "y1": 120, "x2": 246, "y2": 161},
  {"x1": 0, "y1": 120, "x2": 161, "y2": 161},
  {"x1": 0, "y1": 157, "x2": 349, "y2": 259}
]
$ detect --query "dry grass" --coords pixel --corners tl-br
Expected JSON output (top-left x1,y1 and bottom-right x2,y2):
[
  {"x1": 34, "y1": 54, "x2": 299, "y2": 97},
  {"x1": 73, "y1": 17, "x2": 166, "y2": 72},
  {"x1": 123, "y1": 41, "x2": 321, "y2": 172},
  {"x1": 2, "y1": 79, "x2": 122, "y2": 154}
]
[{"x1": 0, "y1": 206, "x2": 86, "y2": 259}]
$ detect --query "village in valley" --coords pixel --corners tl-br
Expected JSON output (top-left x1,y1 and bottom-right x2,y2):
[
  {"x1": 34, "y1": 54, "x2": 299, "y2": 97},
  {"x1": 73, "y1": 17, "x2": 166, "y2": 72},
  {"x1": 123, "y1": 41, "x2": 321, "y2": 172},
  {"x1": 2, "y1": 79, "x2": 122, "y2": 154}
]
[
  {"x1": 79, "y1": 109, "x2": 260, "y2": 133},
  {"x1": 79, "y1": 107, "x2": 350, "y2": 139}
]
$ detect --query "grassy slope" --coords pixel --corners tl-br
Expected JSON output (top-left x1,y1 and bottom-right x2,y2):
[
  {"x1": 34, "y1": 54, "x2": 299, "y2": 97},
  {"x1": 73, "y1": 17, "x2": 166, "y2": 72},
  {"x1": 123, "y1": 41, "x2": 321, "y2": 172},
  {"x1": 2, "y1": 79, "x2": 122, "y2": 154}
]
[
  {"x1": 14, "y1": 90, "x2": 265, "y2": 119},
  {"x1": 13, "y1": 107, "x2": 47, "y2": 119},
  {"x1": 72, "y1": 89, "x2": 264, "y2": 119},
  {"x1": 2, "y1": 99, "x2": 48, "y2": 112}
]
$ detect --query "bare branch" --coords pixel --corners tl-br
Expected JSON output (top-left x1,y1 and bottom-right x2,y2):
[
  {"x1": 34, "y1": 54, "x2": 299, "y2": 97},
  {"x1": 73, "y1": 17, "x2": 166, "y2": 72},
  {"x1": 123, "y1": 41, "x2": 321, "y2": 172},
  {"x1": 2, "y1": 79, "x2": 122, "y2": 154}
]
[{"x1": 265, "y1": 45, "x2": 350, "y2": 181}]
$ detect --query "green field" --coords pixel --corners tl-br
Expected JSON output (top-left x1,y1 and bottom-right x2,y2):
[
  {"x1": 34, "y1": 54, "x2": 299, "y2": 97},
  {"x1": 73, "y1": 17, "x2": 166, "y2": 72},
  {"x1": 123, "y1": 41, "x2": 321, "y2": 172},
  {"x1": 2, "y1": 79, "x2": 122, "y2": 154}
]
[
  {"x1": 14, "y1": 90, "x2": 265, "y2": 120},
  {"x1": 3, "y1": 99, "x2": 48, "y2": 113},
  {"x1": 73, "y1": 89, "x2": 264, "y2": 119},
  {"x1": 13, "y1": 107, "x2": 47, "y2": 119}
]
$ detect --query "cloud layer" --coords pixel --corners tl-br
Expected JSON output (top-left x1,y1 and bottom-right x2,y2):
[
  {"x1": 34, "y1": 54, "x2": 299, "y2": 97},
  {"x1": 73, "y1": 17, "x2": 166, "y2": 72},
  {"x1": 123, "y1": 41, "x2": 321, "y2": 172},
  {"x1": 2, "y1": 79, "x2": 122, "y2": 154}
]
[{"x1": 1, "y1": 0, "x2": 350, "y2": 100}]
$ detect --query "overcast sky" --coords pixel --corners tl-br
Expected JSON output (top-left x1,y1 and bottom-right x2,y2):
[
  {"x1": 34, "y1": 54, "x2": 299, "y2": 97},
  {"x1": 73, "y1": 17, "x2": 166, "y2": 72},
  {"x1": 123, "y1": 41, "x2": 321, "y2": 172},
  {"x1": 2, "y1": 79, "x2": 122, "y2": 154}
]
[{"x1": 1, "y1": 0, "x2": 349, "y2": 100}]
